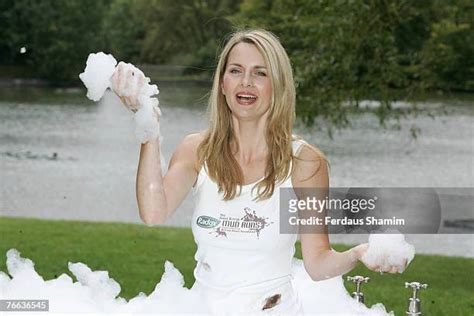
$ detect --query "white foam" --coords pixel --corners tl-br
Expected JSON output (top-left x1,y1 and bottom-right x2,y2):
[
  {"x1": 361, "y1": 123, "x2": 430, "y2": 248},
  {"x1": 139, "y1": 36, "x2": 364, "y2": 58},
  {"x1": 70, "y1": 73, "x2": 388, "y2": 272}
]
[
  {"x1": 361, "y1": 231, "x2": 416, "y2": 273},
  {"x1": 79, "y1": 52, "x2": 117, "y2": 102},
  {"x1": 0, "y1": 249, "x2": 393, "y2": 315},
  {"x1": 134, "y1": 97, "x2": 161, "y2": 144},
  {"x1": 79, "y1": 52, "x2": 162, "y2": 145},
  {"x1": 292, "y1": 258, "x2": 393, "y2": 315}
]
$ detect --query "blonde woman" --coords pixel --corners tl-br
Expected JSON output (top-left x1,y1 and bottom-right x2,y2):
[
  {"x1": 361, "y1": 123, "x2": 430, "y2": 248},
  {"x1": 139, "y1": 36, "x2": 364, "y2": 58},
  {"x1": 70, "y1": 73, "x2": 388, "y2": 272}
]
[{"x1": 113, "y1": 29, "x2": 404, "y2": 314}]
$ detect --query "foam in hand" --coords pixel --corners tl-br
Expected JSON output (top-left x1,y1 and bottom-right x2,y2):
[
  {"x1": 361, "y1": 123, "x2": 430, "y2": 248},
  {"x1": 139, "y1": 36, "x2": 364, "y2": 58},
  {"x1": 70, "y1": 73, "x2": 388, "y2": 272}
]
[
  {"x1": 79, "y1": 52, "x2": 162, "y2": 145},
  {"x1": 361, "y1": 231, "x2": 415, "y2": 273},
  {"x1": 79, "y1": 52, "x2": 117, "y2": 102}
]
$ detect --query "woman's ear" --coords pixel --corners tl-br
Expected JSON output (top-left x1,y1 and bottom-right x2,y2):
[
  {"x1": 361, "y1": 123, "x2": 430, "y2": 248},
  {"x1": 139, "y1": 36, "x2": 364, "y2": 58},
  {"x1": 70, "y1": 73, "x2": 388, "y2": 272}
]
[{"x1": 221, "y1": 81, "x2": 226, "y2": 96}]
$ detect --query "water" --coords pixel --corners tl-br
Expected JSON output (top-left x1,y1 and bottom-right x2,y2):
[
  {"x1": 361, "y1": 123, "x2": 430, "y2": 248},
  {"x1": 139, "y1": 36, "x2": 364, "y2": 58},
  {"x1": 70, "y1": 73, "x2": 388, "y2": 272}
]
[{"x1": 0, "y1": 85, "x2": 473, "y2": 257}]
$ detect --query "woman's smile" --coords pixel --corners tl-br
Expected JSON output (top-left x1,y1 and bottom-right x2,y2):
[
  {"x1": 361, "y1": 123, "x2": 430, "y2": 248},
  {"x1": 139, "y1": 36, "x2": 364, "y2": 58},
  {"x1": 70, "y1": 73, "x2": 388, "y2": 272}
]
[
  {"x1": 221, "y1": 42, "x2": 272, "y2": 117},
  {"x1": 235, "y1": 91, "x2": 258, "y2": 106}
]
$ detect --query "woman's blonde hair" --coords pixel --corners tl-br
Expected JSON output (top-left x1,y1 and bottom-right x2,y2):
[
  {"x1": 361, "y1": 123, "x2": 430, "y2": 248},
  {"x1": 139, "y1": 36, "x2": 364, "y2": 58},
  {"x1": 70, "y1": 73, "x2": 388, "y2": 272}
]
[{"x1": 197, "y1": 29, "x2": 324, "y2": 201}]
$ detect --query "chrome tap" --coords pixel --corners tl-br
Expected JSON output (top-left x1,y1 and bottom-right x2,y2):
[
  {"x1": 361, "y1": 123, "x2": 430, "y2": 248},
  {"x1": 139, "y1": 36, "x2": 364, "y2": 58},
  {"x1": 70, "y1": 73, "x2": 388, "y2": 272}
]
[
  {"x1": 347, "y1": 275, "x2": 370, "y2": 304},
  {"x1": 405, "y1": 281, "x2": 428, "y2": 315}
]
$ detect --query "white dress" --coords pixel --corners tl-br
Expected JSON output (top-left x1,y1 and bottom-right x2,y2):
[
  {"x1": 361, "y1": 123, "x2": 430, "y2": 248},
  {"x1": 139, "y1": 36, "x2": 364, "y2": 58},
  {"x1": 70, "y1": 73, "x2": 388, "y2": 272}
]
[
  {"x1": 189, "y1": 137, "x2": 392, "y2": 315},
  {"x1": 190, "y1": 138, "x2": 306, "y2": 314}
]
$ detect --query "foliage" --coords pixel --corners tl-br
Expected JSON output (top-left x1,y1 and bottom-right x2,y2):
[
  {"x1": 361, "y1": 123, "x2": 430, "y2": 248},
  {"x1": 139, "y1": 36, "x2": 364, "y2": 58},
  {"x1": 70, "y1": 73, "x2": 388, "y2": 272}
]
[
  {"x1": 0, "y1": 0, "x2": 110, "y2": 84},
  {"x1": 230, "y1": 0, "x2": 472, "y2": 133},
  {"x1": 102, "y1": 0, "x2": 146, "y2": 64},
  {"x1": 0, "y1": 0, "x2": 471, "y2": 130},
  {"x1": 419, "y1": 0, "x2": 474, "y2": 91},
  {"x1": 128, "y1": 0, "x2": 239, "y2": 66}
]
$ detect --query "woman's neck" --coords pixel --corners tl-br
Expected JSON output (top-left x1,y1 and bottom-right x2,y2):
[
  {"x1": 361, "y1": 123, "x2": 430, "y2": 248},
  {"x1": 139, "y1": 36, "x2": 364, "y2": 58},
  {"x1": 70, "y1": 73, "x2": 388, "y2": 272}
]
[{"x1": 231, "y1": 118, "x2": 268, "y2": 164}]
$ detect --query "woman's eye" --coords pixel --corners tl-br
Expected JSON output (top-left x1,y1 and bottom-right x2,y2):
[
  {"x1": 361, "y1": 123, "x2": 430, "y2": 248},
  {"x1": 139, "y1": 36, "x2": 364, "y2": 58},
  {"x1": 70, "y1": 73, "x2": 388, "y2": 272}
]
[
  {"x1": 230, "y1": 69, "x2": 240, "y2": 74},
  {"x1": 256, "y1": 71, "x2": 267, "y2": 77}
]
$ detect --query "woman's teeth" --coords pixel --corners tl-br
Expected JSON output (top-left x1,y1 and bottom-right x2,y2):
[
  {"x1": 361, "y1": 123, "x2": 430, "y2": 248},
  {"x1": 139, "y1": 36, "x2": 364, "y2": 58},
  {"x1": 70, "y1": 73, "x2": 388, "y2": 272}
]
[{"x1": 237, "y1": 95, "x2": 257, "y2": 100}]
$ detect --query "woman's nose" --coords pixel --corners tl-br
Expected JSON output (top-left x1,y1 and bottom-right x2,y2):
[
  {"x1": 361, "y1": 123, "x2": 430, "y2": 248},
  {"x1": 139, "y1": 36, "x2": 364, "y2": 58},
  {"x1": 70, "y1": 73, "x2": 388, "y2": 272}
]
[{"x1": 241, "y1": 72, "x2": 253, "y2": 87}]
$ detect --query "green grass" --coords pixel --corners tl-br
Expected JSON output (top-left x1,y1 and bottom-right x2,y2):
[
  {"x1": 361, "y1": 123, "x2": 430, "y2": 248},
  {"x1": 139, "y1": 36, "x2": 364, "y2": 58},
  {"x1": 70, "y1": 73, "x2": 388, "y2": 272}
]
[{"x1": 0, "y1": 217, "x2": 473, "y2": 315}]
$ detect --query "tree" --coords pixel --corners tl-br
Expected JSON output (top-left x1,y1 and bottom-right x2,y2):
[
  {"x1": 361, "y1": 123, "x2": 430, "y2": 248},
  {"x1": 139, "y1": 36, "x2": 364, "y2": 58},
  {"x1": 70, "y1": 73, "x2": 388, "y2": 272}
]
[
  {"x1": 103, "y1": 0, "x2": 146, "y2": 64},
  {"x1": 419, "y1": 0, "x2": 474, "y2": 91},
  {"x1": 133, "y1": 0, "x2": 240, "y2": 67},
  {"x1": 1, "y1": 0, "x2": 111, "y2": 84},
  {"x1": 230, "y1": 0, "x2": 472, "y2": 135}
]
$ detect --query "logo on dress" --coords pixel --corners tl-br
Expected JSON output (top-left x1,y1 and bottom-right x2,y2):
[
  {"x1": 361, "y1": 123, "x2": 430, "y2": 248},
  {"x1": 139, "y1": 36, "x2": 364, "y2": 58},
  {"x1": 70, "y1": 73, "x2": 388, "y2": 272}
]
[
  {"x1": 211, "y1": 207, "x2": 274, "y2": 239},
  {"x1": 196, "y1": 215, "x2": 220, "y2": 228}
]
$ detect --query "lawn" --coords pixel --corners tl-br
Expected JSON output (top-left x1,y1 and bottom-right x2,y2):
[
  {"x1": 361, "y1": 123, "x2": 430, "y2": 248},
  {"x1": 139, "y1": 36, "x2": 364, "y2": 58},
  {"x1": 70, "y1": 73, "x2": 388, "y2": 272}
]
[{"x1": 0, "y1": 217, "x2": 473, "y2": 315}]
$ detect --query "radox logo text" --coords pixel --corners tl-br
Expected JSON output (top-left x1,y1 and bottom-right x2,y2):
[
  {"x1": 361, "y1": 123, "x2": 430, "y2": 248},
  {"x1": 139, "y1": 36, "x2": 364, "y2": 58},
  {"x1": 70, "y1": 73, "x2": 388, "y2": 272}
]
[{"x1": 196, "y1": 216, "x2": 220, "y2": 228}]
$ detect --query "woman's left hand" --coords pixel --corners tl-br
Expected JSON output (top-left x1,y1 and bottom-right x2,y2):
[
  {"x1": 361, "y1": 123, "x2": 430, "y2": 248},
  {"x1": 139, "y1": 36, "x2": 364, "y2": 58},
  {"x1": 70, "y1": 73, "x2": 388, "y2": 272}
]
[{"x1": 352, "y1": 243, "x2": 407, "y2": 273}]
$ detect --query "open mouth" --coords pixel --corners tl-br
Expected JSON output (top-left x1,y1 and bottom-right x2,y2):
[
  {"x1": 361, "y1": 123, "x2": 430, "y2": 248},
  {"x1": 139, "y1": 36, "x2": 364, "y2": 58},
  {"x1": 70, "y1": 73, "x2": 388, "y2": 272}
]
[
  {"x1": 237, "y1": 94, "x2": 257, "y2": 100},
  {"x1": 236, "y1": 93, "x2": 258, "y2": 105}
]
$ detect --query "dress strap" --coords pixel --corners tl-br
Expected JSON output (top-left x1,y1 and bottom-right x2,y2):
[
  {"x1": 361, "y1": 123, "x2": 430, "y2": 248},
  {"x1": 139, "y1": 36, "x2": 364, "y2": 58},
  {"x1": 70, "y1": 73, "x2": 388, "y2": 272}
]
[
  {"x1": 292, "y1": 138, "x2": 307, "y2": 156},
  {"x1": 192, "y1": 162, "x2": 208, "y2": 195}
]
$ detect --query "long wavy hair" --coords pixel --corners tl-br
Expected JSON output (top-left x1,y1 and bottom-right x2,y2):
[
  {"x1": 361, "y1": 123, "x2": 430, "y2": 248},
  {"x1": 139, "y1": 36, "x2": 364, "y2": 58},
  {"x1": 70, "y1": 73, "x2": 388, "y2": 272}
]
[{"x1": 197, "y1": 29, "x2": 322, "y2": 201}]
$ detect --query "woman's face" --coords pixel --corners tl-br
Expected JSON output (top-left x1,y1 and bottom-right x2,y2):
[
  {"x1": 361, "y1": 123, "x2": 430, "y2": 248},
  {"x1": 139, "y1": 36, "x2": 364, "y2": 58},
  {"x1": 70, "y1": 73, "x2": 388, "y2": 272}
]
[{"x1": 221, "y1": 42, "x2": 272, "y2": 120}]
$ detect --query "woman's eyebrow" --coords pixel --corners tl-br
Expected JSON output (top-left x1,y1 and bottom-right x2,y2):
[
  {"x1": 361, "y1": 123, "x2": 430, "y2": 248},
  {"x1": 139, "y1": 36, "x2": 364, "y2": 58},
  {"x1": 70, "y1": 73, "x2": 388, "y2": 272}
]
[{"x1": 228, "y1": 63, "x2": 267, "y2": 69}]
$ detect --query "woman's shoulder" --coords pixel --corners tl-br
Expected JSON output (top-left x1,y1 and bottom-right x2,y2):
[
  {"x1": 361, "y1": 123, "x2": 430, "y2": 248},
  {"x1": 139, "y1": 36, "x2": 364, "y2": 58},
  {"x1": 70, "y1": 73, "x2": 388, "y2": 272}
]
[
  {"x1": 292, "y1": 135, "x2": 327, "y2": 161},
  {"x1": 177, "y1": 131, "x2": 206, "y2": 172},
  {"x1": 291, "y1": 136, "x2": 329, "y2": 186},
  {"x1": 183, "y1": 131, "x2": 206, "y2": 146}
]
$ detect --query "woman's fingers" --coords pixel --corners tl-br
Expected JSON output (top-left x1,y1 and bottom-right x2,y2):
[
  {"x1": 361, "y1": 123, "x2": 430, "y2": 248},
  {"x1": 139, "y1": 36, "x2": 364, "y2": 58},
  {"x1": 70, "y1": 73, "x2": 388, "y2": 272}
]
[
  {"x1": 120, "y1": 96, "x2": 131, "y2": 108},
  {"x1": 362, "y1": 253, "x2": 409, "y2": 273},
  {"x1": 369, "y1": 264, "x2": 380, "y2": 271},
  {"x1": 111, "y1": 63, "x2": 122, "y2": 94},
  {"x1": 137, "y1": 72, "x2": 145, "y2": 95},
  {"x1": 111, "y1": 62, "x2": 157, "y2": 114},
  {"x1": 118, "y1": 62, "x2": 129, "y2": 94},
  {"x1": 112, "y1": 63, "x2": 136, "y2": 109},
  {"x1": 367, "y1": 264, "x2": 403, "y2": 273},
  {"x1": 124, "y1": 67, "x2": 134, "y2": 95},
  {"x1": 118, "y1": 96, "x2": 137, "y2": 112},
  {"x1": 112, "y1": 62, "x2": 128, "y2": 96},
  {"x1": 398, "y1": 259, "x2": 408, "y2": 273}
]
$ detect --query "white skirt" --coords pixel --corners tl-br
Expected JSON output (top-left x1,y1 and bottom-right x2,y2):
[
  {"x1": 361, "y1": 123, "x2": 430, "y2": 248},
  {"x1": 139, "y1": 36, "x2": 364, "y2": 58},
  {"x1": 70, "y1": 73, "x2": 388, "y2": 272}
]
[{"x1": 191, "y1": 276, "x2": 304, "y2": 315}]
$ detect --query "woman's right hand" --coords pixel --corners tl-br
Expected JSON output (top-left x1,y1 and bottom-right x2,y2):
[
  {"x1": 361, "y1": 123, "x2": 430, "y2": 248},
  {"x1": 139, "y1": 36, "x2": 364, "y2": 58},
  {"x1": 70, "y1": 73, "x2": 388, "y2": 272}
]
[{"x1": 111, "y1": 61, "x2": 148, "y2": 113}]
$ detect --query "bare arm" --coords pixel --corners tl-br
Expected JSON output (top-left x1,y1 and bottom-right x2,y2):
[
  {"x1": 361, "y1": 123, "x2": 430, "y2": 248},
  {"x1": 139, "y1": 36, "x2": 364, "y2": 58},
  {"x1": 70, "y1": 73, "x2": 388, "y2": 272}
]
[
  {"x1": 110, "y1": 65, "x2": 200, "y2": 225},
  {"x1": 294, "y1": 144, "x2": 365, "y2": 281},
  {"x1": 295, "y1": 144, "x2": 402, "y2": 280},
  {"x1": 136, "y1": 133, "x2": 201, "y2": 226}
]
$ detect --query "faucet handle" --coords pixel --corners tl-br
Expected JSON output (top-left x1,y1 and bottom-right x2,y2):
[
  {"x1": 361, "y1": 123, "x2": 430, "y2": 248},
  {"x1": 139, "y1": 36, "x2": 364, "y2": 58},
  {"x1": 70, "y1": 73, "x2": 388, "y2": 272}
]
[
  {"x1": 347, "y1": 275, "x2": 370, "y2": 284},
  {"x1": 405, "y1": 282, "x2": 428, "y2": 291},
  {"x1": 347, "y1": 275, "x2": 370, "y2": 304},
  {"x1": 405, "y1": 282, "x2": 428, "y2": 315},
  {"x1": 405, "y1": 281, "x2": 428, "y2": 300}
]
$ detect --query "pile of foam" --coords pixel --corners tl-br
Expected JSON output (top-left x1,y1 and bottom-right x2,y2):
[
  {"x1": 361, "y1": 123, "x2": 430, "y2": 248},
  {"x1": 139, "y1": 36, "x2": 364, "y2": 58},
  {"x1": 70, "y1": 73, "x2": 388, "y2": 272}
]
[
  {"x1": 292, "y1": 259, "x2": 392, "y2": 315},
  {"x1": 0, "y1": 249, "x2": 204, "y2": 313},
  {"x1": 0, "y1": 248, "x2": 400, "y2": 315}
]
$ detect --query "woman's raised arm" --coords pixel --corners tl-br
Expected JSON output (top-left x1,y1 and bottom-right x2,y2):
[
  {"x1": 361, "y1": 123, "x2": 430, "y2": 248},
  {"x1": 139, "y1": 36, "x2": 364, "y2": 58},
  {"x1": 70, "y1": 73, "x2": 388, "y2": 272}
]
[{"x1": 136, "y1": 133, "x2": 201, "y2": 226}]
